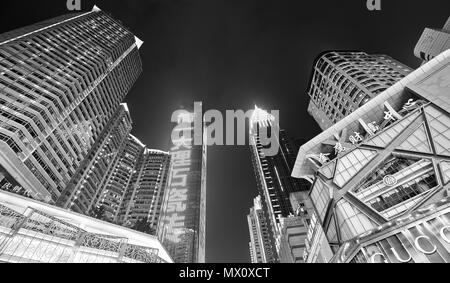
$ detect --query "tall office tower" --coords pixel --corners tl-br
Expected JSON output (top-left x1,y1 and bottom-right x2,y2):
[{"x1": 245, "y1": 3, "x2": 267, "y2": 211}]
[
  {"x1": 0, "y1": 190, "x2": 173, "y2": 263},
  {"x1": 249, "y1": 106, "x2": 310, "y2": 256},
  {"x1": 247, "y1": 196, "x2": 277, "y2": 263},
  {"x1": 307, "y1": 51, "x2": 412, "y2": 131},
  {"x1": 158, "y1": 103, "x2": 207, "y2": 263},
  {"x1": 0, "y1": 6, "x2": 143, "y2": 203},
  {"x1": 119, "y1": 148, "x2": 171, "y2": 231},
  {"x1": 292, "y1": 50, "x2": 450, "y2": 263},
  {"x1": 414, "y1": 16, "x2": 450, "y2": 63}
]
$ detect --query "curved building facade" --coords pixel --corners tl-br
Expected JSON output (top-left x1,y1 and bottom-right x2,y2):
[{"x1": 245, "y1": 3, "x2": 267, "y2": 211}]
[
  {"x1": 307, "y1": 51, "x2": 412, "y2": 130},
  {"x1": 293, "y1": 50, "x2": 450, "y2": 262}
]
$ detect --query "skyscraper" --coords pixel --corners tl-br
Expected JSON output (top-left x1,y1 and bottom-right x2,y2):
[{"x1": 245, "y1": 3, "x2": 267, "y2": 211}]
[
  {"x1": 292, "y1": 49, "x2": 450, "y2": 263},
  {"x1": 307, "y1": 51, "x2": 412, "y2": 130},
  {"x1": 247, "y1": 195, "x2": 277, "y2": 263},
  {"x1": 99, "y1": 134, "x2": 147, "y2": 223},
  {"x1": 414, "y1": 16, "x2": 450, "y2": 63},
  {"x1": 0, "y1": 7, "x2": 175, "y2": 243},
  {"x1": 58, "y1": 123, "x2": 171, "y2": 234},
  {"x1": 118, "y1": 147, "x2": 171, "y2": 231},
  {"x1": 56, "y1": 103, "x2": 134, "y2": 215},
  {"x1": 158, "y1": 104, "x2": 207, "y2": 263},
  {"x1": 0, "y1": 6, "x2": 143, "y2": 203},
  {"x1": 249, "y1": 106, "x2": 310, "y2": 258}
]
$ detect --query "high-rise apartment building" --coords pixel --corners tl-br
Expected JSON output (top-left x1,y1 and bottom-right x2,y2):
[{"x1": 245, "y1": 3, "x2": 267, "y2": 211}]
[
  {"x1": 158, "y1": 104, "x2": 207, "y2": 263},
  {"x1": 58, "y1": 125, "x2": 171, "y2": 233},
  {"x1": 0, "y1": 6, "x2": 143, "y2": 203},
  {"x1": 292, "y1": 49, "x2": 450, "y2": 263},
  {"x1": 307, "y1": 51, "x2": 412, "y2": 130},
  {"x1": 118, "y1": 147, "x2": 171, "y2": 230},
  {"x1": 56, "y1": 103, "x2": 134, "y2": 214},
  {"x1": 249, "y1": 107, "x2": 310, "y2": 257},
  {"x1": 247, "y1": 195, "x2": 278, "y2": 263},
  {"x1": 99, "y1": 134, "x2": 147, "y2": 223},
  {"x1": 414, "y1": 16, "x2": 450, "y2": 63}
]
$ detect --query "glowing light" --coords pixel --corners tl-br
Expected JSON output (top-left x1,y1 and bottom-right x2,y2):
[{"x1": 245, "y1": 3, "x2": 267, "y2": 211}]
[{"x1": 250, "y1": 105, "x2": 275, "y2": 129}]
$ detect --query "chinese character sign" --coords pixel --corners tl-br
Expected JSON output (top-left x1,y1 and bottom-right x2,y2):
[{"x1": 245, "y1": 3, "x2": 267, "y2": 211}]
[{"x1": 159, "y1": 109, "x2": 206, "y2": 263}]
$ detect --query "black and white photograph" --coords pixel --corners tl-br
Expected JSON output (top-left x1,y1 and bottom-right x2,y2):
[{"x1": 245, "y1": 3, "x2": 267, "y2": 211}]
[{"x1": 0, "y1": 0, "x2": 449, "y2": 274}]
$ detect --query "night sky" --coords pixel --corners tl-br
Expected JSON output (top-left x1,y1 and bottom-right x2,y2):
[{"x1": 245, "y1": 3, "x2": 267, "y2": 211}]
[{"x1": 1, "y1": 0, "x2": 449, "y2": 262}]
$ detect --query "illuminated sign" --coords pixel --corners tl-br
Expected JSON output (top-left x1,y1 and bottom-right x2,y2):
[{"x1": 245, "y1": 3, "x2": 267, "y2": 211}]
[
  {"x1": 333, "y1": 198, "x2": 450, "y2": 263},
  {"x1": 0, "y1": 165, "x2": 31, "y2": 198},
  {"x1": 159, "y1": 107, "x2": 206, "y2": 263},
  {"x1": 364, "y1": 221, "x2": 450, "y2": 263},
  {"x1": 164, "y1": 123, "x2": 193, "y2": 243}
]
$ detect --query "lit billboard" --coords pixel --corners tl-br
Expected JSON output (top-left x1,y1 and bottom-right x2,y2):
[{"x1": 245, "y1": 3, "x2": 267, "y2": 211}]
[
  {"x1": 158, "y1": 105, "x2": 207, "y2": 263},
  {"x1": 332, "y1": 197, "x2": 450, "y2": 263}
]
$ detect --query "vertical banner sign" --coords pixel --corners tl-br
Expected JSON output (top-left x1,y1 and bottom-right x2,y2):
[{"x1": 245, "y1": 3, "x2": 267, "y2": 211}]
[{"x1": 159, "y1": 106, "x2": 206, "y2": 263}]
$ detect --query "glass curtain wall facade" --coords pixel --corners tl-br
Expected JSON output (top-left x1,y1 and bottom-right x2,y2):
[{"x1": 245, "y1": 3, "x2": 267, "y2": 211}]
[
  {"x1": 0, "y1": 7, "x2": 143, "y2": 203},
  {"x1": 249, "y1": 107, "x2": 310, "y2": 258},
  {"x1": 307, "y1": 51, "x2": 412, "y2": 130},
  {"x1": 292, "y1": 50, "x2": 450, "y2": 262},
  {"x1": 157, "y1": 104, "x2": 207, "y2": 263}
]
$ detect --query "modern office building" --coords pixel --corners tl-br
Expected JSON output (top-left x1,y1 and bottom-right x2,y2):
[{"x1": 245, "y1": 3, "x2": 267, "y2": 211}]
[
  {"x1": 0, "y1": 190, "x2": 172, "y2": 263},
  {"x1": 247, "y1": 195, "x2": 278, "y2": 263},
  {"x1": 249, "y1": 106, "x2": 310, "y2": 257},
  {"x1": 307, "y1": 51, "x2": 412, "y2": 131},
  {"x1": 157, "y1": 104, "x2": 207, "y2": 263},
  {"x1": 292, "y1": 49, "x2": 450, "y2": 262},
  {"x1": 0, "y1": 6, "x2": 143, "y2": 203},
  {"x1": 414, "y1": 16, "x2": 450, "y2": 63}
]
